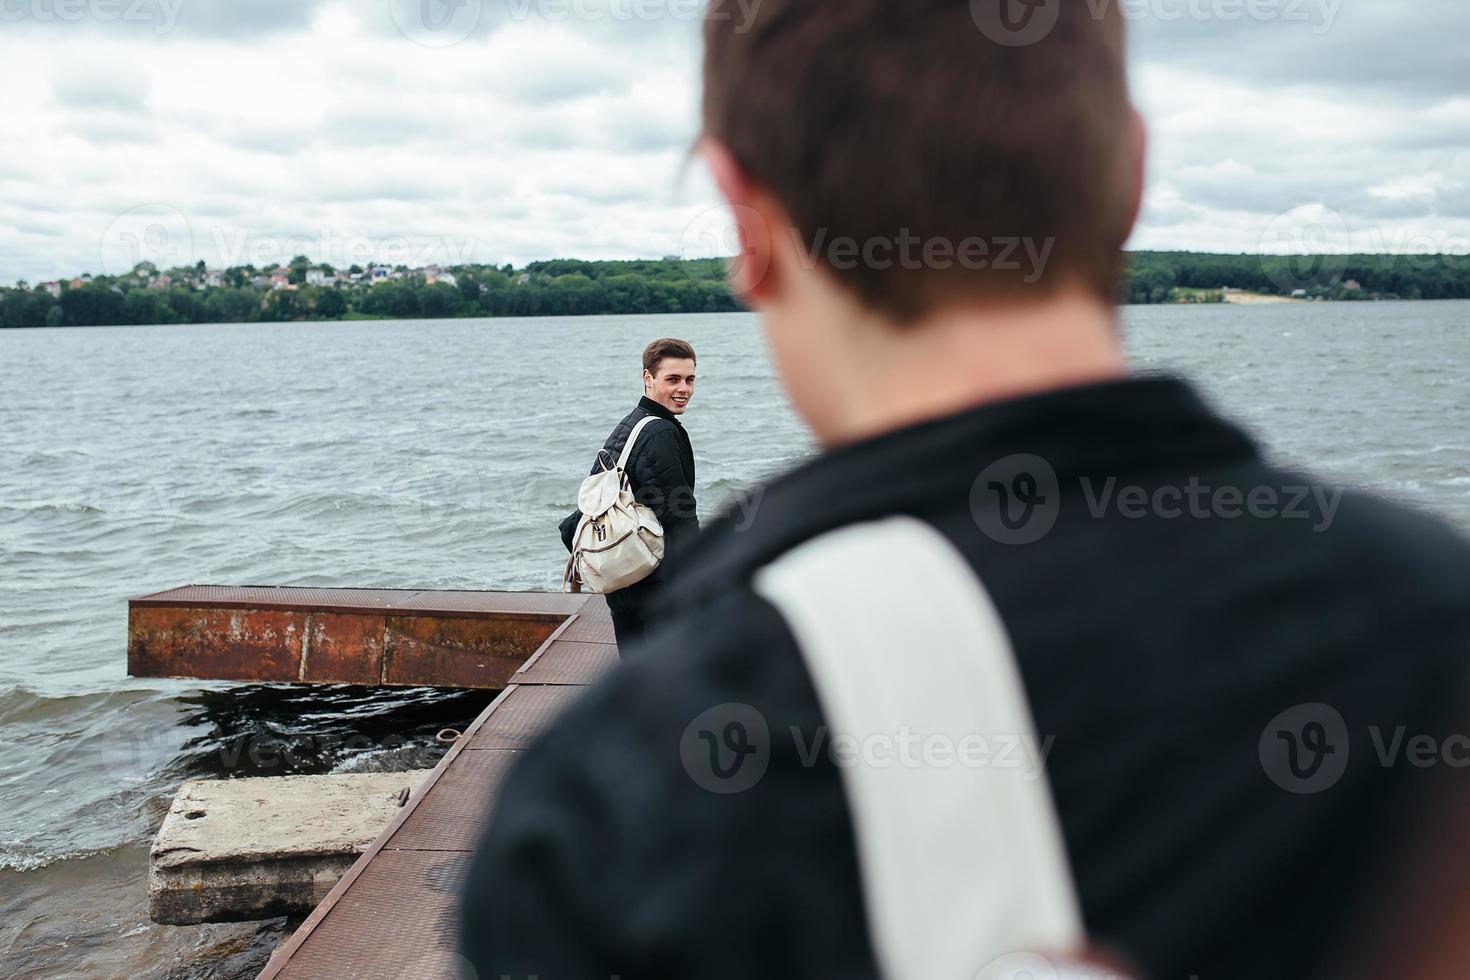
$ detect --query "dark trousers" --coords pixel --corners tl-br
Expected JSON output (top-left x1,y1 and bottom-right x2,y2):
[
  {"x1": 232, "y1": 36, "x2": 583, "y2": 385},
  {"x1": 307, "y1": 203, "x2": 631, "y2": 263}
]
[
  {"x1": 605, "y1": 562, "x2": 668, "y2": 656},
  {"x1": 606, "y1": 591, "x2": 648, "y2": 656}
]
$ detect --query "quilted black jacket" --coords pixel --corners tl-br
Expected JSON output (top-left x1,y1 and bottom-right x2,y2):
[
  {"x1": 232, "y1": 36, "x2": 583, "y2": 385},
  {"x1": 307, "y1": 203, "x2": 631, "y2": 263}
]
[{"x1": 560, "y1": 396, "x2": 699, "y2": 567}]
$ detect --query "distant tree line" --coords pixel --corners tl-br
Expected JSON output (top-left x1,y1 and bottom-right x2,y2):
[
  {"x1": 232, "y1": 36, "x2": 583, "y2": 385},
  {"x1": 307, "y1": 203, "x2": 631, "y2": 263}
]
[
  {"x1": 4, "y1": 252, "x2": 1468, "y2": 328},
  {"x1": 1124, "y1": 251, "x2": 1470, "y2": 304}
]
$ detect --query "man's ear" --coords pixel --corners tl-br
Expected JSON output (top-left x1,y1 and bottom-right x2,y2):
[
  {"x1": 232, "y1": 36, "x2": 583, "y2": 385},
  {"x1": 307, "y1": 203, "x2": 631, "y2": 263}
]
[
  {"x1": 1122, "y1": 107, "x2": 1148, "y2": 242},
  {"x1": 699, "y1": 138, "x2": 777, "y2": 306}
]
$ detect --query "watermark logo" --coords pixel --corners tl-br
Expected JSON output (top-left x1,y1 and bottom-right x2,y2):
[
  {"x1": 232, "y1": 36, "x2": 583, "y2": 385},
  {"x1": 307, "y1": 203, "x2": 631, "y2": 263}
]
[
  {"x1": 388, "y1": 0, "x2": 484, "y2": 47},
  {"x1": 1259, "y1": 702, "x2": 1349, "y2": 794},
  {"x1": 970, "y1": 454, "x2": 1060, "y2": 545},
  {"x1": 680, "y1": 702, "x2": 770, "y2": 794},
  {"x1": 677, "y1": 203, "x2": 772, "y2": 301},
  {"x1": 1080, "y1": 477, "x2": 1343, "y2": 532},
  {"x1": 0, "y1": 0, "x2": 183, "y2": 34},
  {"x1": 970, "y1": 0, "x2": 1341, "y2": 46},
  {"x1": 100, "y1": 203, "x2": 194, "y2": 278},
  {"x1": 975, "y1": 951, "x2": 1126, "y2": 980},
  {"x1": 1259, "y1": 204, "x2": 1351, "y2": 293},
  {"x1": 970, "y1": 0, "x2": 1062, "y2": 47}
]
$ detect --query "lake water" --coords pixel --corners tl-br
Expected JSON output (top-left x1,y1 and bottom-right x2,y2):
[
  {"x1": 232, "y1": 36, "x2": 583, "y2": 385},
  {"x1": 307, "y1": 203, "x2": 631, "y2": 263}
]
[{"x1": 2, "y1": 303, "x2": 1468, "y2": 978}]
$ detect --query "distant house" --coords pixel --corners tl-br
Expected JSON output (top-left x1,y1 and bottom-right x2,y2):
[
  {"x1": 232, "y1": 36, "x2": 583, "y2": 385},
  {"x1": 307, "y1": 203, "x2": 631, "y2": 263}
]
[
  {"x1": 371, "y1": 267, "x2": 390, "y2": 284},
  {"x1": 151, "y1": 274, "x2": 173, "y2": 290},
  {"x1": 251, "y1": 275, "x2": 270, "y2": 288},
  {"x1": 69, "y1": 277, "x2": 86, "y2": 290},
  {"x1": 426, "y1": 268, "x2": 457, "y2": 287},
  {"x1": 40, "y1": 281, "x2": 61, "y2": 298},
  {"x1": 270, "y1": 267, "x2": 292, "y2": 290},
  {"x1": 205, "y1": 269, "x2": 224, "y2": 288},
  {"x1": 305, "y1": 268, "x2": 329, "y2": 287},
  {"x1": 516, "y1": 273, "x2": 531, "y2": 286},
  {"x1": 1343, "y1": 279, "x2": 1362, "y2": 291},
  {"x1": 1291, "y1": 289, "x2": 1308, "y2": 298}
]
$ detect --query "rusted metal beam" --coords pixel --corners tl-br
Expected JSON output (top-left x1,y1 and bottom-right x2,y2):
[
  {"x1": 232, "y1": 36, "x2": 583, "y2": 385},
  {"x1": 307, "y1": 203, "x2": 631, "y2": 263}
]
[{"x1": 128, "y1": 586, "x2": 586, "y2": 690}]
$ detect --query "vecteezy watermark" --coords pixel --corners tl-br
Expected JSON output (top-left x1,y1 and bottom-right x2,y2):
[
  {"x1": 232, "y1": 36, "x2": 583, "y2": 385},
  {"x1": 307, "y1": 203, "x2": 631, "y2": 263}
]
[
  {"x1": 969, "y1": 0, "x2": 1063, "y2": 47},
  {"x1": 1361, "y1": 227, "x2": 1470, "y2": 263},
  {"x1": 678, "y1": 703, "x2": 1055, "y2": 794},
  {"x1": 388, "y1": 0, "x2": 484, "y2": 47},
  {"x1": 677, "y1": 206, "x2": 1055, "y2": 288},
  {"x1": 0, "y1": 0, "x2": 183, "y2": 33},
  {"x1": 795, "y1": 228, "x2": 1055, "y2": 282},
  {"x1": 1261, "y1": 703, "x2": 1470, "y2": 795},
  {"x1": 680, "y1": 703, "x2": 771, "y2": 794},
  {"x1": 100, "y1": 203, "x2": 478, "y2": 279},
  {"x1": 1258, "y1": 204, "x2": 1352, "y2": 293},
  {"x1": 970, "y1": 0, "x2": 1341, "y2": 46},
  {"x1": 1080, "y1": 477, "x2": 1344, "y2": 532},
  {"x1": 975, "y1": 951, "x2": 1130, "y2": 980},
  {"x1": 968, "y1": 455, "x2": 1347, "y2": 545},
  {"x1": 794, "y1": 726, "x2": 1055, "y2": 780},
  {"x1": 505, "y1": 0, "x2": 761, "y2": 29},
  {"x1": 387, "y1": 0, "x2": 763, "y2": 45},
  {"x1": 100, "y1": 204, "x2": 195, "y2": 278},
  {"x1": 1259, "y1": 703, "x2": 1350, "y2": 794},
  {"x1": 970, "y1": 453, "x2": 1061, "y2": 546},
  {"x1": 210, "y1": 228, "x2": 479, "y2": 272}
]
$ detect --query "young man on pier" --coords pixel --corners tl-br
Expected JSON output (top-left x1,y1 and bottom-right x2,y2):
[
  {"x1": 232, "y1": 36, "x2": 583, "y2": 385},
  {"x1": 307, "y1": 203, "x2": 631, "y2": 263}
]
[
  {"x1": 463, "y1": 3, "x2": 1470, "y2": 978},
  {"x1": 560, "y1": 338, "x2": 700, "y2": 651}
]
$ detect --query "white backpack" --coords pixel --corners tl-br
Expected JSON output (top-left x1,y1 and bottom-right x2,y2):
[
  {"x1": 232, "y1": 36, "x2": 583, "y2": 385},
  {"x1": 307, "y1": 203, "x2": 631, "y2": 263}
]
[{"x1": 562, "y1": 416, "x2": 667, "y2": 595}]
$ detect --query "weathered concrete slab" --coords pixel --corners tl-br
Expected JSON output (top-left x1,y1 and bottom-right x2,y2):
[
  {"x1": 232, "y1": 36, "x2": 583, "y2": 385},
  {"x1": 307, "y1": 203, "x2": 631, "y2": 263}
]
[{"x1": 150, "y1": 772, "x2": 431, "y2": 925}]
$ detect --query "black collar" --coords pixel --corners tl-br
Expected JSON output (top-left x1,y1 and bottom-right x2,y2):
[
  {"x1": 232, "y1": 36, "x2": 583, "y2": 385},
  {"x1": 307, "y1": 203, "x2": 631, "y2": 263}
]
[
  {"x1": 639, "y1": 396, "x2": 681, "y2": 423},
  {"x1": 661, "y1": 375, "x2": 1258, "y2": 615}
]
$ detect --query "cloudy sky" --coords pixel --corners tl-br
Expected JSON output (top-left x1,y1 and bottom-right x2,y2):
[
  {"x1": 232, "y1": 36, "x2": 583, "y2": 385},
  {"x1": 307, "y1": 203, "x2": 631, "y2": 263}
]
[{"x1": 1, "y1": 0, "x2": 1466, "y2": 285}]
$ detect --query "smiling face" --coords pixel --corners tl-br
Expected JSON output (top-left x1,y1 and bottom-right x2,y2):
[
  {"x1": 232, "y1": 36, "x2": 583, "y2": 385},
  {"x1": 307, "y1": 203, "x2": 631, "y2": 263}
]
[{"x1": 644, "y1": 357, "x2": 697, "y2": 416}]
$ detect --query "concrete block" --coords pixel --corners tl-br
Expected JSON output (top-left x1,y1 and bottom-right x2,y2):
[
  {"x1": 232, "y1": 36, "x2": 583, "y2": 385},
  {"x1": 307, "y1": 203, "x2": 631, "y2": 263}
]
[{"x1": 150, "y1": 771, "x2": 431, "y2": 925}]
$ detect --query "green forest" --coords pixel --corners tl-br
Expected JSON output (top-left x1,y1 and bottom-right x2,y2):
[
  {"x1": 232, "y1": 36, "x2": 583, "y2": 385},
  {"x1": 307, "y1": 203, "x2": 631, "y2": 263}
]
[{"x1": 3, "y1": 251, "x2": 1468, "y2": 329}]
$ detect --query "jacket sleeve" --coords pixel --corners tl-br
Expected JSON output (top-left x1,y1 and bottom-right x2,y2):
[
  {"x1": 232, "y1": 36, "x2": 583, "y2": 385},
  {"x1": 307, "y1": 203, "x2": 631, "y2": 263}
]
[
  {"x1": 630, "y1": 423, "x2": 699, "y2": 552},
  {"x1": 559, "y1": 509, "x2": 580, "y2": 553}
]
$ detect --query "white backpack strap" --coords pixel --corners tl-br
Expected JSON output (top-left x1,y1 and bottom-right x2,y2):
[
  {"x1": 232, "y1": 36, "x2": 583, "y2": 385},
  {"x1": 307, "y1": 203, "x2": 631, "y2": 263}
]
[
  {"x1": 752, "y1": 516, "x2": 1082, "y2": 980},
  {"x1": 616, "y1": 415, "x2": 663, "y2": 473}
]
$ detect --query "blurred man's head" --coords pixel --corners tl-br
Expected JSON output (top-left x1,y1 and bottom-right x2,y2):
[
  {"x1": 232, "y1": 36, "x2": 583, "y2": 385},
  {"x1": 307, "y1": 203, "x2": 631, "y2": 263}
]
[
  {"x1": 700, "y1": 1, "x2": 1144, "y2": 445},
  {"x1": 642, "y1": 338, "x2": 697, "y2": 416}
]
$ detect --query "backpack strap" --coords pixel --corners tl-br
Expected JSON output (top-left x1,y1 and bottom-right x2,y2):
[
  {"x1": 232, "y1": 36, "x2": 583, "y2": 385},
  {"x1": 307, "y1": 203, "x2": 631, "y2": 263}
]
[
  {"x1": 752, "y1": 516, "x2": 1082, "y2": 979},
  {"x1": 616, "y1": 415, "x2": 664, "y2": 473}
]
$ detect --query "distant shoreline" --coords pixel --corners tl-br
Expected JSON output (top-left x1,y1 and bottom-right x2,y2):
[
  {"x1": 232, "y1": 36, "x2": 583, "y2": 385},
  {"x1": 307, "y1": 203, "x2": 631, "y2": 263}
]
[
  {"x1": 4, "y1": 252, "x2": 1467, "y2": 329},
  {"x1": 5, "y1": 297, "x2": 1467, "y2": 332},
  {"x1": 1220, "y1": 291, "x2": 1303, "y2": 305}
]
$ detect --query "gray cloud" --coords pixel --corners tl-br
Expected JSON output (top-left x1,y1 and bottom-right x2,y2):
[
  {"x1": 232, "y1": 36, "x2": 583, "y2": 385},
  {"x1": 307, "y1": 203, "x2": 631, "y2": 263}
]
[
  {"x1": 52, "y1": 66, "x2": 150, "y2": 111},
  {"x1": 1128, "y1": 0, "x2": 1467, "y2": 102},
  {"x1": 2, "y1": 2, "x2": 1468, "y2": 285}
]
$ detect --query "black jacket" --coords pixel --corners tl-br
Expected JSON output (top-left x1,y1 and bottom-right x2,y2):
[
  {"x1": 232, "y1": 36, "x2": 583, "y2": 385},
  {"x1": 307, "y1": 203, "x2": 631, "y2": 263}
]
[
  {"x1": 469, "y1": 377, "x2": 1470, "y2": 980},
  {"x1": 561, "y1": 396, "x2": 699, "y2": 585}
]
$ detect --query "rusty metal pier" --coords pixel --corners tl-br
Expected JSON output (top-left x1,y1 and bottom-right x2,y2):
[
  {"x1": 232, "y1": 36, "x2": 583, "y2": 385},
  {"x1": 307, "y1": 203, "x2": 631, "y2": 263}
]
[{"x1": 127, "y1": 585, "x2": 620, "y2": 979}]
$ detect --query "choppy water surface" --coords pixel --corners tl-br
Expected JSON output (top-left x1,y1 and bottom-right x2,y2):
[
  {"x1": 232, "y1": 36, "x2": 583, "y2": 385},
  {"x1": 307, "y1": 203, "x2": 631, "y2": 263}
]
[{"x1": 1, "y1": 304, "x2": 1467, "y2": 977}]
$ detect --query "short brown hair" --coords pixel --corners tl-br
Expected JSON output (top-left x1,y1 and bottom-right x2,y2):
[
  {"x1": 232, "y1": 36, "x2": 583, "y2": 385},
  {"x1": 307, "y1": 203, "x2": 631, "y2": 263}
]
[
  {"x1": 703, "y1": 1, "x2": 1134, "y2": 321},
  {"x1": 643, "y1": 338, "x2": 697, "y2": 375}
]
